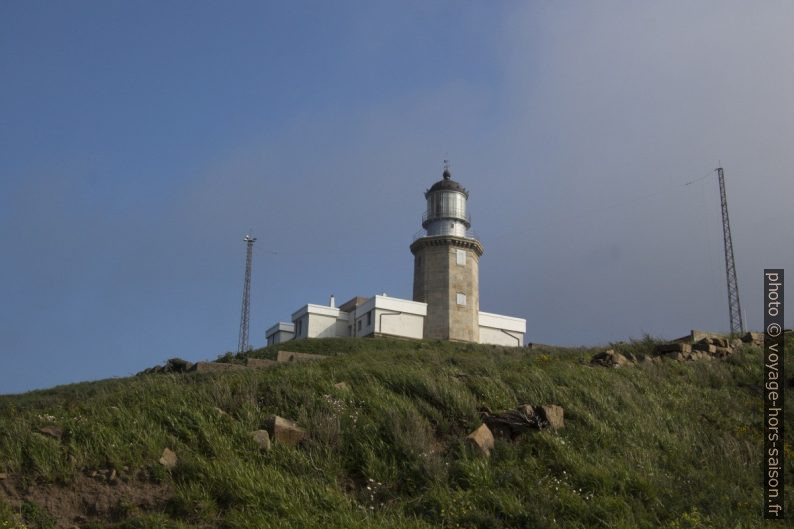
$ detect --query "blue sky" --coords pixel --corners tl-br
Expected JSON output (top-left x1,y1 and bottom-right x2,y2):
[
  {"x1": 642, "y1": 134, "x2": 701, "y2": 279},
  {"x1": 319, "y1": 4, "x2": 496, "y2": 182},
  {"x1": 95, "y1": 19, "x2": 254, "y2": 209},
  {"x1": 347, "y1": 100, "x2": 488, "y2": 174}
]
[{"x1": 1, "y1": 1, "x2": 792, "y2": 394}]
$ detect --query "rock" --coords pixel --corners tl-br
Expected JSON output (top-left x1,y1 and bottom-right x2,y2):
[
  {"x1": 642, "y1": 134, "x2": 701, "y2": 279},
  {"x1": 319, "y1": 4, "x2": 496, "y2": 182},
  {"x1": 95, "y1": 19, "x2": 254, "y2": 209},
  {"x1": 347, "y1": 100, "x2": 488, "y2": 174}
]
[
  {"x1": 714, "y1": 346, "x2": 733, "y2": 358},
  {"x1": 158, "y1": 448, "x2": 177, "y2": 469},
  {"x1": 516, "y1": 404, "x2": 535, "y2": 420},
  {"x1": 333, "y1": 381, "x2": 351, "y2": 391},
  {"x1": 108, "y1": 469, "x2": 117, "y2": 482},
  {"x1": 164, "y1": 357, "x2": 193, "y2": 373},
  {"x1": 741, "y1": 332, "x2": 764, "y2": 345},
  {"x1": 482, "y1": 407, "x2": 536, "y2": 438},
  {"x1": 693, "y1": 340, "x2": 717, "y2": 353},
  {"x1": 590, "y1": 349, "x2": 630, "y2": 368},
  {"x1": 265, "y1": 416, "x2": 307, "y2": 446},
  {"x1": 245, "y1": 358, "x2": 277, "y2": 369},
  {"x1": 538, "y1": 405, "x2": 565, "y2": 430},
  {"x1": 0, "y1": 472, "x2": 7, "y2": 480},
  {"x1": 191, "y1": 362, "x2": 245, "y2": 373},
  {"x1": 624, "y1": 352, "x2": 639, "y2": 364},
  {"x1": 276, "y1": 351, "x2": 327, "y2": 363},
  {"x1": 36, "y1": 426, "x2": 63, "y2": 440},
  {"x1": 465, "y1": 424, "x2": 494, "y2": 457},
  {"x1": 712, "y1": 337, "x2": 729, "y2": 348},
  {"x1": 730, "y1": 338, "x2": 743, "y2": 349},
  {"x1": 655, "y1": 343, "x2": 692, "y2": 354},
  {"x1": 690, "y1": 330, "x2": 727, "y2": 344},
  {"x1": 249, "y1": 430, "x2": 272, "y2": 451}
]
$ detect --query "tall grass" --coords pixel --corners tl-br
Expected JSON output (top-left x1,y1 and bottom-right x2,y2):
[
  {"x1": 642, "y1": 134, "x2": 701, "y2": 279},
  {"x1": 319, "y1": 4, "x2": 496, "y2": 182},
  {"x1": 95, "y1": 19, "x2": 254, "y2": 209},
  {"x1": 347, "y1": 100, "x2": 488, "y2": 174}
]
[{"x1": 0, "y1": 336, "x2": 791, "y2": 528}]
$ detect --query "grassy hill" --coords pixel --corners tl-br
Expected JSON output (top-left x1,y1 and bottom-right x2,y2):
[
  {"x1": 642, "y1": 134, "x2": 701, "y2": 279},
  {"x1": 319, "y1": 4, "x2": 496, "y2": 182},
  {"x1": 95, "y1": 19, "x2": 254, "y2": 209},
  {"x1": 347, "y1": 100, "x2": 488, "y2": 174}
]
[{"x1": 1, "y1": 336, "x2": 792, "y2": 529}]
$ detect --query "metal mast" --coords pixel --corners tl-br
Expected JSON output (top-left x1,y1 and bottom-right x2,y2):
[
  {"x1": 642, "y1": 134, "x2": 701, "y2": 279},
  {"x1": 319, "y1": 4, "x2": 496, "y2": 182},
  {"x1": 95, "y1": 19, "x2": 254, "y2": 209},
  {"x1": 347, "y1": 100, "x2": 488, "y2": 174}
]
[
  {"x1": 237, "y1": 233, "x2": 256, "y2": 353},
  {"x1": 716, "y1": 167, "x2": 744, "y2": 334}
]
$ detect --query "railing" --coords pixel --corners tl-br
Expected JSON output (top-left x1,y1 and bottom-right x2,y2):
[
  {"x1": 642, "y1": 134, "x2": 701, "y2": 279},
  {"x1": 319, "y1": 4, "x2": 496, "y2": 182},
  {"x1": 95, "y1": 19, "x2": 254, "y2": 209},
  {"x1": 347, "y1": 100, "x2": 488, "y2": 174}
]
[
  {"x1": 412, "y1": 228, "x2": 479, "y2": 243},
  {"x1": 421, "y1": 208, "x2": 471, "y2": 225}
]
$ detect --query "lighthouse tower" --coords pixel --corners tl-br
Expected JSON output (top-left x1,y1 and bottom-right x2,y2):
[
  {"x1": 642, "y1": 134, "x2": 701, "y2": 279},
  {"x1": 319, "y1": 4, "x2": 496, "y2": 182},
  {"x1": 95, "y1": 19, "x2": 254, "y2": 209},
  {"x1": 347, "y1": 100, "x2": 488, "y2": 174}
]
[{"x1": 410, "y1": 163, "x2": 483, "y2": 342}]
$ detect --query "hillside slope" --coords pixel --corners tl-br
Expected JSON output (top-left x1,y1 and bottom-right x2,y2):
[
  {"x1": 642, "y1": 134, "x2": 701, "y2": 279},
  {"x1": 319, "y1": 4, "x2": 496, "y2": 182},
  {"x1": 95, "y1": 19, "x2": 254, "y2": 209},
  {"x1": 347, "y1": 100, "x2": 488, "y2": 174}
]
[{"x1": 1, "y1": 336, "x2": 792, "y2": 529}]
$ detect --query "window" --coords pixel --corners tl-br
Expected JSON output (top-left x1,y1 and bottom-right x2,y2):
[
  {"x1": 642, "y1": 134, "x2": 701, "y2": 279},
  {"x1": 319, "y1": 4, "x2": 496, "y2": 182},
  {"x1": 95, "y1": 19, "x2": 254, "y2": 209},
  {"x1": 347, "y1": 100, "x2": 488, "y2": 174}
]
[
  {"x1": 348, "y1": 325, "x2": 352, "y2": 336},
  {"x1": 357, "y1": 319, "x2": 362, "y2": 331},
  {"x1": 296, "y1": 319, "x2": 302, "y2": 336},
  {"x1": 456, "y1": 249, "x2": 466, "y2": 266},
  {"x1": 366, "y1": 310, "x2": 372, "y2": 326},
  {"x1": 456, "y1": 292, "x2": 467, "y2": 306}
]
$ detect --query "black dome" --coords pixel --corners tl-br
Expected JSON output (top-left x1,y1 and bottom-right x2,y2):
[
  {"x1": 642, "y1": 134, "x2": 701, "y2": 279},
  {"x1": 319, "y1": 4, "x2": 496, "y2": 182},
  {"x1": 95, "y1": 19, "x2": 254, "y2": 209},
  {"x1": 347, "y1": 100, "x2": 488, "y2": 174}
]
[{"x1": 426, "y1": 168, "x2": 468, "y2": 197}]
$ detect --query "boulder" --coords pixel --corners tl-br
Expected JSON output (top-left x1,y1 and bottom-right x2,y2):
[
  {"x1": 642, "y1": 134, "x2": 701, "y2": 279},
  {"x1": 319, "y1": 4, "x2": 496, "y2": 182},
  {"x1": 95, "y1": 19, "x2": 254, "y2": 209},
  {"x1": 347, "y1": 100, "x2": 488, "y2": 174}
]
[
  {"x1": 516, "y1": 404, "x2": 536, "y2": 420},
  {"x1": 690, "y1": 330, "x2": 727, "y2": 344},
  {"x1": 158, "y1": 448, "x2": 177, "y2": 469},
  {"x1": 712, "y1": 337, "x2": 729, "y2": 348},
  {"x1": 741, "y1": 332, "x2": 764, "y2": 345},
  {"x1": 714, "y1": 347, "x2": 733, "y2": 358},
  {"x1": 245, "y1": 358, "x2": 277, "y2": 369},
  {"x1": 334, "y1": 381, "x2": 351, "y2": 391},
  {"x1": 730, "y1": 338, "x2": 743, "y2": 349},
  {"x1": 590, "y1": 349, "x2": 630, "y2": 368},
  {"x1": 36, "y1": 426, "x2": 63, "y2": 440},
  {"x1": 276, "y1": 351, "x2": 327, "y2": 363},
  {"x1": 693, "y1": 341, "x2": 717, "y2": 353},
  {"x1": 483, "y1": 407, "x2": 536, "y2": 438},
  {"x1": 164, "y1": 357, "x2": 193, "y2": 373},
  {"x1": 191, "y1": 362, "x2": 245, "y2": 373},
  {"x1": 265, "y1": 415, "x2": 307, "y2": 446},
  {"x1": 655, "y1": 343, "x2": 692, "y2": 354},
  {"x1": 465, "y1": 424, "x2": 494, "y2": 457},
  {"x1": 538, "y1": 405, "x2": 565, "y2": 430},
  {"x1": 249, "y1": 430, "x2": 272, "y2": 451}
]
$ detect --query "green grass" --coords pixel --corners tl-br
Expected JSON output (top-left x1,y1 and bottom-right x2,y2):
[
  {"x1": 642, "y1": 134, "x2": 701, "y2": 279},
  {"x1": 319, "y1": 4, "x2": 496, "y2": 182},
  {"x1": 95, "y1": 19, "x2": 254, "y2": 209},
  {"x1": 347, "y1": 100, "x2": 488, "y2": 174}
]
[{"x1": 0, "y1": 336, "x2": 792, "y2": 528}]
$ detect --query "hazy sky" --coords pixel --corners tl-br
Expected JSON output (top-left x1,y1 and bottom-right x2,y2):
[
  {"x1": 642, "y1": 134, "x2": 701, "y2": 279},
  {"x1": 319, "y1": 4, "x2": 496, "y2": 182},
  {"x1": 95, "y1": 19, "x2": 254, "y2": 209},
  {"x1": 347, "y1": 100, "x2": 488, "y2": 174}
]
[{"x1": 1, "y1": 1, "x2": 792, "y2": 394}]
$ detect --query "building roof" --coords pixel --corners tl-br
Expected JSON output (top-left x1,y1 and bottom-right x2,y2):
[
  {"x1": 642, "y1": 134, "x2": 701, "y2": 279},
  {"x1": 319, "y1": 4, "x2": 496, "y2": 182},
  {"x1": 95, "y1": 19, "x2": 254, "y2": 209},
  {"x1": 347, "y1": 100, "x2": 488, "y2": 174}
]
[
  {"x1": 338, "y1": 296, "x2": 369, "y2": 313},
  {"x1": 426, "y1": 167, "x2": 469, "y2": 197}
]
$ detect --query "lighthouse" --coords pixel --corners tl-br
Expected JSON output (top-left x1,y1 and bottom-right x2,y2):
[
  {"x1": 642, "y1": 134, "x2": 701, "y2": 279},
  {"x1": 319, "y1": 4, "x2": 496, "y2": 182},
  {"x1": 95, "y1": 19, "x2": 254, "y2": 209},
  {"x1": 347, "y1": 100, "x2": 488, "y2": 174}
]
[
  {"x1": 410, "y1": 163, "x2": 484, "y2": 342},
  {"x1": 265, "y1": 163, "x2": 526, "y2": 348}
]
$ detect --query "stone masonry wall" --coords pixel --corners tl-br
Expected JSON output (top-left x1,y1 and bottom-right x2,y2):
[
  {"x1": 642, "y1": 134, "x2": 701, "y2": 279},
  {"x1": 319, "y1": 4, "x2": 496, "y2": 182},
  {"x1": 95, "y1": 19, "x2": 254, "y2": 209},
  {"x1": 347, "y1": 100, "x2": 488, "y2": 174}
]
[{"x1": 412, "y1": 236, "x2": 481, "y2": 342}]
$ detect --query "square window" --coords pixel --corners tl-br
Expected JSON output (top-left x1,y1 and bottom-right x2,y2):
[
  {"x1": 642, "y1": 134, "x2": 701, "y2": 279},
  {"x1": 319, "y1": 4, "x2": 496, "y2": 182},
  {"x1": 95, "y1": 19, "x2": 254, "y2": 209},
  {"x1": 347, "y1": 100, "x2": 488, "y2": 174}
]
[
  {"x1": 367, "y1": 311, "x2": 372, "y2": 326},
  {"x1": 456, "y1": 249, "x2": 466, "y2": 266},
  {"x1": 456, "y1": 292, "x2": 467, "y2": 306}
]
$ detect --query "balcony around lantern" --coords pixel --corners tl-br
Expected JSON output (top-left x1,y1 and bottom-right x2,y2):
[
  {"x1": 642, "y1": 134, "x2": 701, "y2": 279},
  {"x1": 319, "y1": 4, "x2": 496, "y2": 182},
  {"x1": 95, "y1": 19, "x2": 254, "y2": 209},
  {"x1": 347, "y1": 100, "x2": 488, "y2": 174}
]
[
  {"x1": 421, "y1": 207, "x2": 471, "y2": 228},
  {"x1": 412, "y1": 227, "x2": 479, "y2": 243}
]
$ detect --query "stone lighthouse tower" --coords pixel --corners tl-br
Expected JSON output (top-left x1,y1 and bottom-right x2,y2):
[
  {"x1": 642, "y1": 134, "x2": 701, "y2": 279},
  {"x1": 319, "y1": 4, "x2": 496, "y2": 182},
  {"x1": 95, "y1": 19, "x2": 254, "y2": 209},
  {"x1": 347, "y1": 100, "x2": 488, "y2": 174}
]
[{"x1": 410, "y1": 164, "x2": 483, "y2": 342}]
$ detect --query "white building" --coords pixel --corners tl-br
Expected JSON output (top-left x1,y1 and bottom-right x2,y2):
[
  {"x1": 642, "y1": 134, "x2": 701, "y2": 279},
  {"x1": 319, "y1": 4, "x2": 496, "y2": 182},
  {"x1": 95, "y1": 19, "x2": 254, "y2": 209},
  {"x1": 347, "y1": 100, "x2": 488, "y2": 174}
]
[{"x1": 264, "y1": 165, "x2": 527, "y2": 347}]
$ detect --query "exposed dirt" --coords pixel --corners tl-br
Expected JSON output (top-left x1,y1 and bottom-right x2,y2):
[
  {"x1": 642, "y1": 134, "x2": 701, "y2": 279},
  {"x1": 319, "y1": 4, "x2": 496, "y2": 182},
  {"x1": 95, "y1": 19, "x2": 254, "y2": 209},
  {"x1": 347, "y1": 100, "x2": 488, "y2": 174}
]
[{"x1": 0, "y1": 471, "x2": 171, "y2": 528}]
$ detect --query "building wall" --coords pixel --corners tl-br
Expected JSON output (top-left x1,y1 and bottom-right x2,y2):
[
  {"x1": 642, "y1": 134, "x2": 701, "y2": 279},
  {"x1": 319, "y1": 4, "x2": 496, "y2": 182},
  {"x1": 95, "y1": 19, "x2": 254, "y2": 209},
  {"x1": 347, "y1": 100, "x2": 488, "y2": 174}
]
[
  {"x1": 376, "y1": 309, "x2": 424, "y2": 339},
  {"x1": 478, "y1": 311, "x2": 526, "y2": 346},
  {"x1": 267, "y1": 330, "x2": 295, "y2": 346},
  {"x1": 291, "y1": 304, "x2": 350, "y2": 340},
  {"x1": 479, "y1": 326, "x2": 524, "y2": 346},
  {"x1": 307, "y1": 313, "x2": 339, "y2": 338}
]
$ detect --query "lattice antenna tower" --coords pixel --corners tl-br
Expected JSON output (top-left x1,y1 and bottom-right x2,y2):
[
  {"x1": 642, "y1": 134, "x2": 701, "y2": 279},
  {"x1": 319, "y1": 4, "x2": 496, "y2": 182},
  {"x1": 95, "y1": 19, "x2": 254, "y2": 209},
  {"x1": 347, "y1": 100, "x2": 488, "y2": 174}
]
[
  {"x1": 716, "y1": 167, "x2": 744, "y2": 334},
  {"x1": 237, "y1": 233, "x2": 256, "y2": 353}
]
